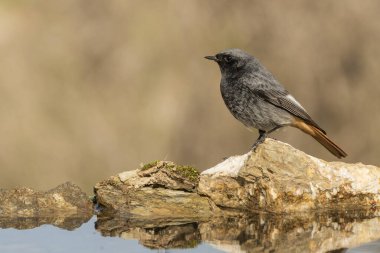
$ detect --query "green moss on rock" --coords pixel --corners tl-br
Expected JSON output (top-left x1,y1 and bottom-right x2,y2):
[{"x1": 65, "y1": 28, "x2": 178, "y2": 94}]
[
  {"x1": 169, "y1": 164, "x2": 200, "y2": 182},
  {"x1": 140, "y1": 160, "x2": 159, "y2": 170},
  {"x1": 140, "y1": 161, "x2": 200, "y2": 182}
]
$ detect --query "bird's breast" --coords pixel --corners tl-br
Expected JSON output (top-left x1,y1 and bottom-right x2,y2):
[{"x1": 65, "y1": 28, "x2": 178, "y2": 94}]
[{"x1": 220, "y1": 80, "x2": 253, "y2": 116}]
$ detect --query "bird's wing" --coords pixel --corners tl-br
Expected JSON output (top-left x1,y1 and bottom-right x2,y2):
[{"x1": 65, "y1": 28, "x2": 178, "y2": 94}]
[{"x1": 253, "y1": 88, "x2": 326, "y2": 134}]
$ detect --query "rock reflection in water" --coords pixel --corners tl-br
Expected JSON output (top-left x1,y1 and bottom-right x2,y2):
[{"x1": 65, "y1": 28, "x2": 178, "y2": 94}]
[
  {"x1": 96, "y1": 217, "x2": 201, "y2": 249},
  {"x1": 95, "y1": 210, "x2": 380, "y2": 253},
  {"x1": 0, "y1": 215, "x2": 92, "y2": 231}
]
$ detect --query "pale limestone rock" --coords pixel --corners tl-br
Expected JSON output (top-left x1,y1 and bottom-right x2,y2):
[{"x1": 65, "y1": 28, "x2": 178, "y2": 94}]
[
  {"x1": 201, "y1": 153, "x2": 250, "y2": 177},
  {"x1": 199, "y1": 138, "x2": 380, "y2": 213}
]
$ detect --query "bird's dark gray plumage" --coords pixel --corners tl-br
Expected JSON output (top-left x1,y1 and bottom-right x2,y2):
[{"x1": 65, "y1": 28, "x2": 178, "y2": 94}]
[{"x1": 205, "y1": 48, "x2": 347, "y2": 158}]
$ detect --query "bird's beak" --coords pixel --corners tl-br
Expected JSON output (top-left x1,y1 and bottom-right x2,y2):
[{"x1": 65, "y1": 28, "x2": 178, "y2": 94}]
[{"x1": 204, "y1": 55, "x2": 218, "y2": 61}]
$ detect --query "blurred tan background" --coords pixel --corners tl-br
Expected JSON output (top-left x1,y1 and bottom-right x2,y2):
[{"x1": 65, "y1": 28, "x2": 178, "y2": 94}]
[{"x1": 0, "y1": 0, "x2": 379, "y2": 192}]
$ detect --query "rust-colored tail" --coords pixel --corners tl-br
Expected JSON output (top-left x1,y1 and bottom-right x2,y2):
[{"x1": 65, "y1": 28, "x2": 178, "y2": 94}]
[{"x1": 292, "y1": 118, "x2": 347, "y2": 158}]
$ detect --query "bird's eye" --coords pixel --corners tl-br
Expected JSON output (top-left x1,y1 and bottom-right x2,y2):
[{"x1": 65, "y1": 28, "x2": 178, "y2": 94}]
[{"x1": 224, "y1": 56, "x2": 232, "y2": 63}]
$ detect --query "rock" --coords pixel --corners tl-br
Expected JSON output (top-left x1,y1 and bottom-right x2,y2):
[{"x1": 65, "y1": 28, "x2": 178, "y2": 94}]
[
  {"x1": 0, "y1": 182, "x2": 93, "y2": 217},
  {"x1": 198, "y1": 153, "x2": 250, "y2": 210},
  {"x1": 95, "y1": 139, "x2": 380, "y2": 216},
  {"x1": 95, "y1": 210, "x2": 380, "y2": 253},
  {"x1": 94, "y1": 161, "x2": 215, "y2": 218},
  {"x1": 199, "y1": 138, "x2": 380, "y2": 213}
]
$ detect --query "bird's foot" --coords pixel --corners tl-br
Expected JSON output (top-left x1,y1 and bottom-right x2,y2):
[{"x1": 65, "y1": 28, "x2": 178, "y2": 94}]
[
  {"x1": 251, "y1": 138, "x2": 265, "y2": 152},
  {"x1": 251, "y1": 130, "x2": 267, "y2": 152}
]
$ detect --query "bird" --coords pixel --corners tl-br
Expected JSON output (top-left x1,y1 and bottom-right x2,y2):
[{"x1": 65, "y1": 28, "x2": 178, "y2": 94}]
[{"x1": 205, "y1": 48, "x2": 347, "y2": 158}]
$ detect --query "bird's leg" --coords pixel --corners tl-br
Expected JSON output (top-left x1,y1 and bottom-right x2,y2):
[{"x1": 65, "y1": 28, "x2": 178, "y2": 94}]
[
  {"x1": 251, "y1": 130, "x2": 266, "y2": 152},
  {"x1": 251, "y1": 126, "x2": 282, "y2": 151}
]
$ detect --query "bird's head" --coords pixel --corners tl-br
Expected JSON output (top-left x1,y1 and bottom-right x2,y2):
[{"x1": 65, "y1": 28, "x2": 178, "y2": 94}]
[{"x1": 205, "y1": 48, "x2": 257, "y2": 76}]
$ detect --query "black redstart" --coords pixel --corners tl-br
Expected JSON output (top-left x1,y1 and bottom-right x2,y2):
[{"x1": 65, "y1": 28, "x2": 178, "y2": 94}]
[{"x1": 205, "y1": 48, "x2": 347, "y2": 158}]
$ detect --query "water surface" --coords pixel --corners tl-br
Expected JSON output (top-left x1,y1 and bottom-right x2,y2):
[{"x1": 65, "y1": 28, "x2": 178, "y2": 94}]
[{"x1": 1, "y1": 211, "x2": 380, "y2": 253}]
